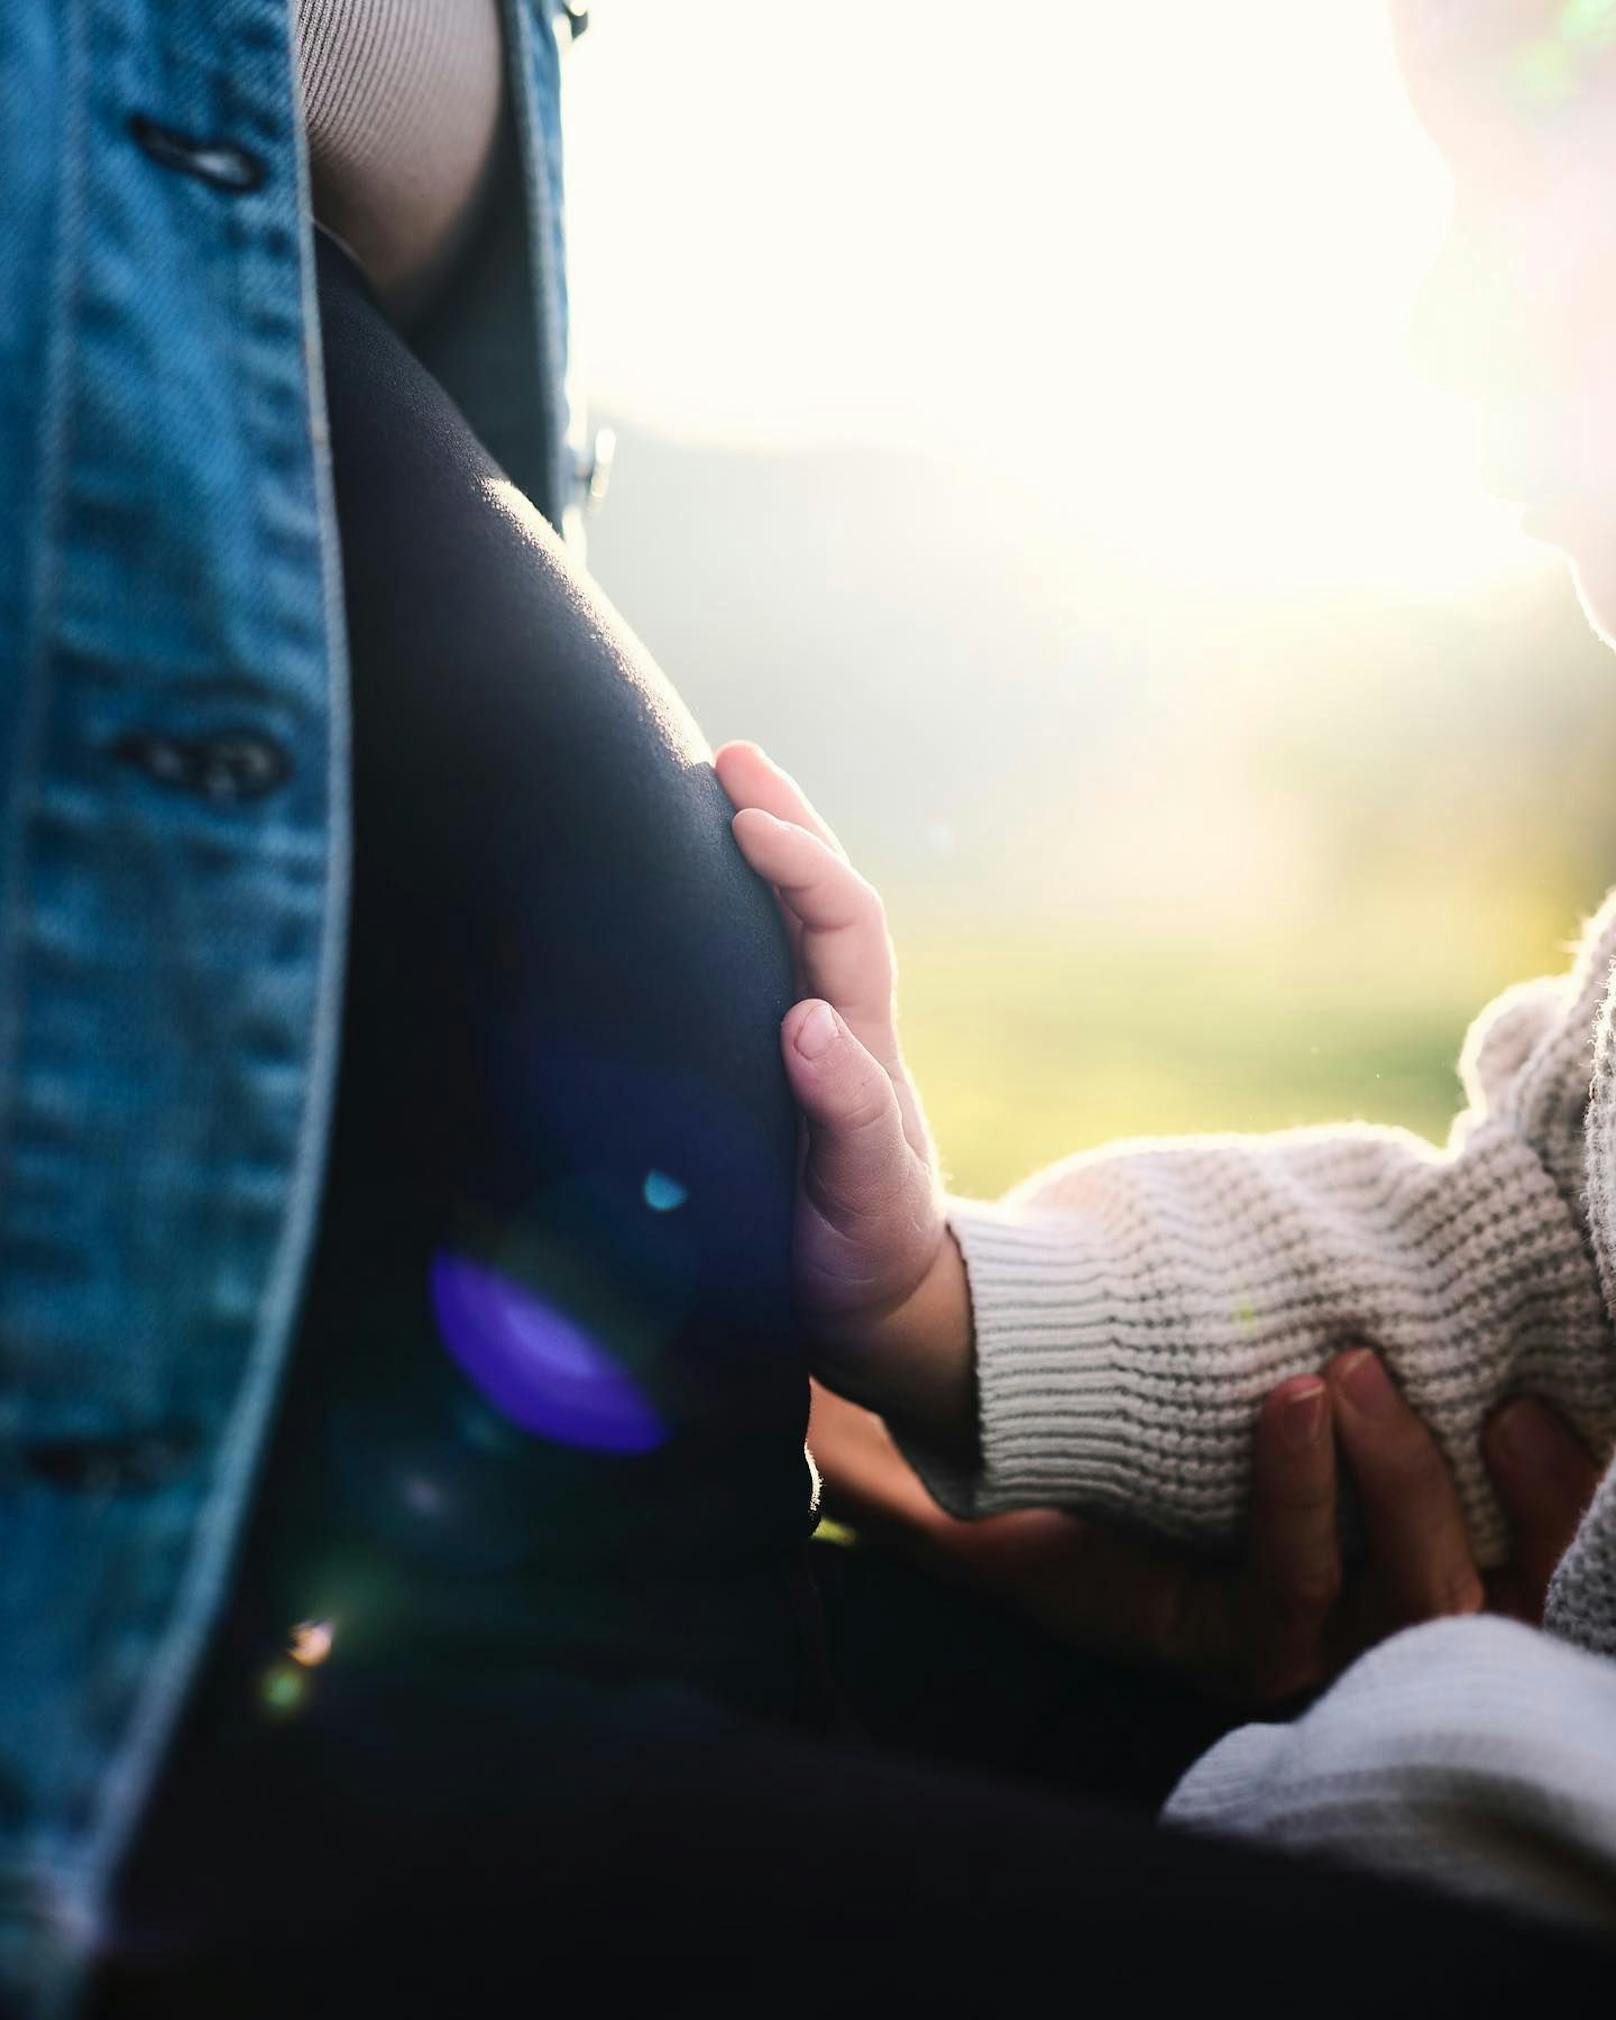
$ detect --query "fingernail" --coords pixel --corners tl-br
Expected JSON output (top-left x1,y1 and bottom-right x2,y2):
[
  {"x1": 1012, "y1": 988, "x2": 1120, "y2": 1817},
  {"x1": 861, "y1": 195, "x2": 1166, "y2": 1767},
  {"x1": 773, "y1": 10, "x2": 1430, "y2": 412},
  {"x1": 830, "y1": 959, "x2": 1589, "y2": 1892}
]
[
  {"x1": 795, "y1": 1001, "x2": 838, "y2": 1061},
  {"x1": 1282, "y1": 1381, "x2": 1326, "y2": 1452},
  {"x1": 1336, "y1": 1349, "x2": 1397, "y2": 1421},
  {"x1": 1490, "y1": 1398, "x2": 1557, "y2": 1472},
  {"x1": 1284, "y1": 1389, "x2": 1333, "y2": 1454}
]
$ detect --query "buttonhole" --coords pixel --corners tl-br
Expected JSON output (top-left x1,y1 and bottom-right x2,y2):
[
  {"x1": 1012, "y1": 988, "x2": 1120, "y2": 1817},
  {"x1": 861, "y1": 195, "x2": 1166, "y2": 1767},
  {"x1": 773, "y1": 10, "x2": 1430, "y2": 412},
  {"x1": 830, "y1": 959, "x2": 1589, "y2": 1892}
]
[
  {"x1": 22, "y1": 1427, "x2": 199, "y2": 1494},
  {"x1": 128, "y1": 113, "x2": 265, "y2": 193},
  {"x1": 109, "y1": 728, "x2": 293, "y2": 805}
]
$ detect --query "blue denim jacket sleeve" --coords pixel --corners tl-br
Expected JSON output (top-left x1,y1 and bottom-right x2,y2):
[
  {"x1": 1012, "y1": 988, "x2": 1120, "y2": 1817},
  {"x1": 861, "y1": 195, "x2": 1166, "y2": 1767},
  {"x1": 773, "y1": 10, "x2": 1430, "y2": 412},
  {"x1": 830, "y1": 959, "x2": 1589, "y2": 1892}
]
[{"x1": 0, "y1": 4, "x2": 579, "y2": 2011}]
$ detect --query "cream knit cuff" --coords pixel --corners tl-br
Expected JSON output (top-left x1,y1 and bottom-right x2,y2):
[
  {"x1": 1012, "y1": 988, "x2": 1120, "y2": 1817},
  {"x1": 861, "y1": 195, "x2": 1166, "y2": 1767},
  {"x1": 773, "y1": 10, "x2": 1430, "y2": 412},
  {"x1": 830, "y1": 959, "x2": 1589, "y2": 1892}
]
[{"x1": 893, "y1": 1195, "x2": 1158, "y2": 1526}]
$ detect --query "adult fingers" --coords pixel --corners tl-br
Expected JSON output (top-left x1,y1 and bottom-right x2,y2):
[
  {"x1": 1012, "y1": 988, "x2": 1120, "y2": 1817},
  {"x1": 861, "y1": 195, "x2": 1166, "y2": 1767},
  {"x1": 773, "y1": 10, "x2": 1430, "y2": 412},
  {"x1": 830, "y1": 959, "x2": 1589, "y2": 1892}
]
[
  {"x1": 811, "y1": 1376, "x2": 1333, "y2": 1698},
  {"x1": 803, "y1": 1384, "x2": 1187, "y2": 1665},
  {"x1": 959, "y1": 1512, "x2": 1208, "y2": 1675},
  {"x1": 1482, "y1": 1396, "x2": 1602, "y2": 1622},
  {"x1": 1327, "y1": 1348, "x2": 1484, "y2": 1627},
  {"x1": 714, "y1": 741, "x2": 848, "y2": 857},
  {"x1": 807, "y1": 1381, "x2": 957, "y2": 1542},
  {"x1": 1245, "y1": 1376, "x2": 1341, "y2": 1698}
]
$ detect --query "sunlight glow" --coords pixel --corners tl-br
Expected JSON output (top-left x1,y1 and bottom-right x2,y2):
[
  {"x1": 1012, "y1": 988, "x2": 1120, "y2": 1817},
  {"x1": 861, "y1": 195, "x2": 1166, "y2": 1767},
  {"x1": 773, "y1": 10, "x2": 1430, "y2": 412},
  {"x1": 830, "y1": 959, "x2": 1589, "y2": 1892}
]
[{"x1": 563, "y1": 0, "x2": 1548, "y2": 594}]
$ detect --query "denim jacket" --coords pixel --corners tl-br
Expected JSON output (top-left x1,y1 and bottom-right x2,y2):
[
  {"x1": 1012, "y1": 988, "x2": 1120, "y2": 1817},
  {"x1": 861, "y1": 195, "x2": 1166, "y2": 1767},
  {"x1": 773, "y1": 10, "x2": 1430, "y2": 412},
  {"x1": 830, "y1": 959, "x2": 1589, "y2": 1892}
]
[{"x1": 0, "y1": 4, "x2": 585, "y2": 2009}]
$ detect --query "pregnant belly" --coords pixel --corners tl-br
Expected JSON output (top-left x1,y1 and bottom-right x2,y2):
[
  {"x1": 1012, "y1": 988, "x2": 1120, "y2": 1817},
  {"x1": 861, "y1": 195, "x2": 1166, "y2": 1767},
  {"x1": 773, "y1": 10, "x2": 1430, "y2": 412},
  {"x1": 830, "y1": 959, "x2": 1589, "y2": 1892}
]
[{"x1": 210, "y1": 236, "x2": 813, "y2": 1699}]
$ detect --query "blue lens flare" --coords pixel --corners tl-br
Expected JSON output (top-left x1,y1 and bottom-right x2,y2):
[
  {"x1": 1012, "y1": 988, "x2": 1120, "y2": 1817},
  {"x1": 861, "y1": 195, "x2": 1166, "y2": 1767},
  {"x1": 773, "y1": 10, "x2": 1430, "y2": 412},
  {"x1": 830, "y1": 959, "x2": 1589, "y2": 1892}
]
[
  {"x1": 429, "y1": 1250, "x2": 667, "y2": 1455},
  {"x1": 641, "y1": 1168, "x2": 688, "y2": 1212}
]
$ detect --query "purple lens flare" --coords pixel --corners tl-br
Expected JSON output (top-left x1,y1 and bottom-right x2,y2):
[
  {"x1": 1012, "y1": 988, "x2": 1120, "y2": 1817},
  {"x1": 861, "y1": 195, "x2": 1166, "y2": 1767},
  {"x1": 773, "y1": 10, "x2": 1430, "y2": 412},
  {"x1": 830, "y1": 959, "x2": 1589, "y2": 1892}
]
[{"x1": 429, "y1": 1250, "x2": 667, "y2": 1455}]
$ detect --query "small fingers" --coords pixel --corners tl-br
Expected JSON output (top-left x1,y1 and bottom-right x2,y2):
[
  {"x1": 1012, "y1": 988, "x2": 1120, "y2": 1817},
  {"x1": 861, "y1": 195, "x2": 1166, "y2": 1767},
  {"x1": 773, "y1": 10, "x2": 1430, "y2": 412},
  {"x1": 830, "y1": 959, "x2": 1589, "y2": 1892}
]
[
  {"x1": 785, "y1": 1000, "x2": 931, "y2": 1268},
  {"x1": 731, "y1": 808, "x2": 881, "y2": 935},
  {"x1": 1328, "y1": 1348, "x2": 1484, "y2": 1626},
  {"x1": 714, "y1": 741, "x2": 847, "y2": 857},
  {"x1": 732, "y1": 807, "x2": 896, "y2": 1048},
  {"x1": 786, "y1": 999, "x2": 941, "y2": 1327}
]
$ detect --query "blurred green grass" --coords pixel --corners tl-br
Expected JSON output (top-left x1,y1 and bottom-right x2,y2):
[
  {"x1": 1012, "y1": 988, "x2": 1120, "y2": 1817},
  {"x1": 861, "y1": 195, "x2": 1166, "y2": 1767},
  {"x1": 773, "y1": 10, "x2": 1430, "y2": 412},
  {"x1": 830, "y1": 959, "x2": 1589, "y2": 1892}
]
[{"x1": 895, "y1": 897, "x2": 1592, "y2": 1200}]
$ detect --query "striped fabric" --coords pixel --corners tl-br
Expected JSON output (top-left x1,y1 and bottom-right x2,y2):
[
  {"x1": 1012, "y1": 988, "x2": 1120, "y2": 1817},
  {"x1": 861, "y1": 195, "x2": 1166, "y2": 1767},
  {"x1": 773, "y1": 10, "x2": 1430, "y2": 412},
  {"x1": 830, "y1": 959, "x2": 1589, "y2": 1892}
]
[{"x1": 295, "y1": 0, "x2": 504, "y2": 318}]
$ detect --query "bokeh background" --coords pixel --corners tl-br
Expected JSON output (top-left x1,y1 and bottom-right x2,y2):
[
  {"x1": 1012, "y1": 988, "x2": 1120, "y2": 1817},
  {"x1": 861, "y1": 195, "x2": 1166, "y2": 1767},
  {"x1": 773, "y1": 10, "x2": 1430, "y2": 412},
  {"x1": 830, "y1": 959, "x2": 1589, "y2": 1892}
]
[{"x1": 563, "y1": 0, "x2": 1616, "y2": 1198}]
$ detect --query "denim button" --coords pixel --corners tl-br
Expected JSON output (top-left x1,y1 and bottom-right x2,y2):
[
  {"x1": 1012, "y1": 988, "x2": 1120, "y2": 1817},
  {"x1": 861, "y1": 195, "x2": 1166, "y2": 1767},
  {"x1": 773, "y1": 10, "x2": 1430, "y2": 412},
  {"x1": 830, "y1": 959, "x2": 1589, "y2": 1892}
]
[
  {"x1": 110, "y1": 728, "x2": 293, "y2": 805},
  {"x1": 23, "y1": 1428, "x2": 198, "y2": 1494},
  {"x1": 128, "y1": 113, "x2": 265, "y2": 194}
]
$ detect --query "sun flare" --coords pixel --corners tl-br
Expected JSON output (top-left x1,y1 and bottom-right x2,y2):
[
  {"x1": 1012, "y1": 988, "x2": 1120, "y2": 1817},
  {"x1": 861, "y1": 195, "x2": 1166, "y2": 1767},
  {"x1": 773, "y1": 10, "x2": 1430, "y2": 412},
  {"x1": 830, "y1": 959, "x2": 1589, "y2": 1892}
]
[{"x1": 564, "y1": 0, "x2": 1547, "y2": 594}]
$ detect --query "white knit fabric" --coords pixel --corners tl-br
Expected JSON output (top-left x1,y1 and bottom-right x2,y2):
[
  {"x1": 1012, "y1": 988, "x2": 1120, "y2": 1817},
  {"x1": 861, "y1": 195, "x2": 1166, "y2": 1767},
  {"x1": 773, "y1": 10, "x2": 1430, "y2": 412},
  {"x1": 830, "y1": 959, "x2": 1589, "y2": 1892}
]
[
  {"x1": 906, "y1": 889, "x2": 1616, "y2": 1927},
  {"x1": 911, "y1": 894, "x2": 1616, "y2": 1571},
  {"x1": 1164, "y1": 1616, "x2": 1616, "y2": 1932}
]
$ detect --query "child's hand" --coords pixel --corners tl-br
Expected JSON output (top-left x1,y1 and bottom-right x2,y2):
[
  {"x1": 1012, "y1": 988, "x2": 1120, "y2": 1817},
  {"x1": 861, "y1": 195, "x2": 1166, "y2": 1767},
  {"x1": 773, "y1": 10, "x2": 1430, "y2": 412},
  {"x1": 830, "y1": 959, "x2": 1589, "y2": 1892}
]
[{"x1": 714, "y1": 742, "x2": 975, "y2": 1455}]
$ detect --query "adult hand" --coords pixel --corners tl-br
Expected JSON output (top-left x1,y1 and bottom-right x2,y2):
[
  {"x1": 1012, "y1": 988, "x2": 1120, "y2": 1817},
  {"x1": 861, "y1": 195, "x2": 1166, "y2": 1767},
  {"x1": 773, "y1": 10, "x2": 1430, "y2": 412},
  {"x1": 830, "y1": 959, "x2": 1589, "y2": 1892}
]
[{"x1": 809, "y1": 1349, "x2": 1602, "y2": 1706}]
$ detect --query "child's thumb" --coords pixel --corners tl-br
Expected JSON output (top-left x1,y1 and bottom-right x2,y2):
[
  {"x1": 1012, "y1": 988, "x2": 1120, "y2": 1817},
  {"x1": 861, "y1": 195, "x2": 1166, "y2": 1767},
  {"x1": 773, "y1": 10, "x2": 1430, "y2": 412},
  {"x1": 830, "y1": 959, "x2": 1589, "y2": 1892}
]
[{"x1": 782, "y1": 999, "x2": 913, "y2": 1238}]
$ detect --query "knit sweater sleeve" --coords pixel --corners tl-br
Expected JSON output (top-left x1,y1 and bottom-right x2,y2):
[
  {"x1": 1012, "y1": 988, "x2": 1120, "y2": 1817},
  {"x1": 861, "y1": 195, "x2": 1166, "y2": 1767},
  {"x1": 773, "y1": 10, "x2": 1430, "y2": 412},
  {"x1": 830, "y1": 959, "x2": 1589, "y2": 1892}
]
[
  {"x1": 901, "y1": 927, "x2": 1616, "y2": 1566},
  {"x1": 1162, "y1": 1613, "x2": 1616, "y2": 1933}
]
